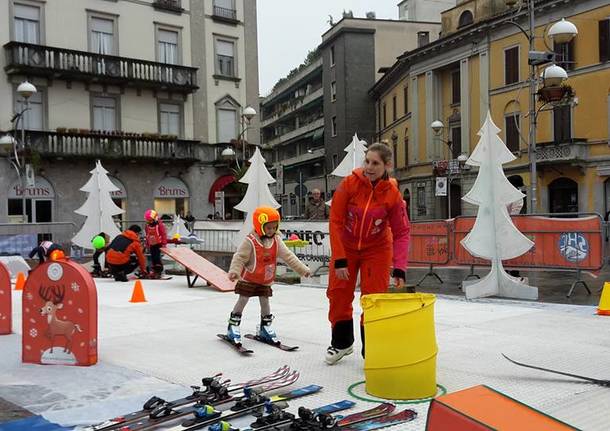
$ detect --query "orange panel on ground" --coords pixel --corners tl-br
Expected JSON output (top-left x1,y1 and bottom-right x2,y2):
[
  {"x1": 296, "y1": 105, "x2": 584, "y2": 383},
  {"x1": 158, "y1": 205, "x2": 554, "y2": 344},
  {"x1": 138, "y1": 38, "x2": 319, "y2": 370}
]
[
  {"x1": 0, "y1": 262, "x2": 11, "y2": 335},
  {"x1": 426, "y1": 385, "x2": 578, "y2": 431},
  {"x1": 162, "y1": 247, "x2": 235, "y2": 292}
]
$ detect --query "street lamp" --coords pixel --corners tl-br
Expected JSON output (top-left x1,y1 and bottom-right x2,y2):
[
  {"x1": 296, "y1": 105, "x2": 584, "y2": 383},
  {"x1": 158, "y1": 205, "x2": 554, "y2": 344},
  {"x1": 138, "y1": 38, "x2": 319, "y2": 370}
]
[
  {"x1": 504, "y1": 0, "x2": 577, "y2": 214},
  {"x1": 1, "y1": 80, "x2": 38, "y2": 223},
  {"x1": 239, "y1": 105, "x2": 257, "y2": 167}
]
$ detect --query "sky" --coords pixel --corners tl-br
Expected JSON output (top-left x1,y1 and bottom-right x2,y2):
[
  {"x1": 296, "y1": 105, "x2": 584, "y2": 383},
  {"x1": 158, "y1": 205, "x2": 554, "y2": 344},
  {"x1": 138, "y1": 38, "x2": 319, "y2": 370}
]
[{"x1": 257, "y1": 1, "x2": 399, "y2": 96}]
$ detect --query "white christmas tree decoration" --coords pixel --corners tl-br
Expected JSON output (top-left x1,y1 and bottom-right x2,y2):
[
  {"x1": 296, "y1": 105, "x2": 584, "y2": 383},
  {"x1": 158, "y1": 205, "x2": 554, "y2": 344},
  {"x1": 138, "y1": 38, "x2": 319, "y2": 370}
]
[
  {"x1": 461, "y1": 111, "x2": 537, "y2": 300},
  {"x1": 328, "y1": 133, "x2": 368, "y2": 205},
  {"x1": 72, "y1": 160, "x2": 123, "y2": 249},
  {"x1": 233, "y1": 148, "x2": 280, "y2": 246},
  {"x1": 168, "y1": 215, "x2": 191, "y2": 239},
  {"x1": 331, "y1": 133, "x2": 368, "y2": 177}
]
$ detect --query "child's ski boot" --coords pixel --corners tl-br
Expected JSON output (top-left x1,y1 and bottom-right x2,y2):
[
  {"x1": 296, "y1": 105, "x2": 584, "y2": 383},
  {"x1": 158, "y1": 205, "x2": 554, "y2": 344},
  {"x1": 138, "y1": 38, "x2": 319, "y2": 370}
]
[
  {"x1": 91, "y1": 264, "x2": 102, "y2": 278},
  {"x1": 257, "y1": 314, "x2": 280, "y2": 345},
  {"x1": 226, "y1": 312, "x2": 242, "y2": 345}
]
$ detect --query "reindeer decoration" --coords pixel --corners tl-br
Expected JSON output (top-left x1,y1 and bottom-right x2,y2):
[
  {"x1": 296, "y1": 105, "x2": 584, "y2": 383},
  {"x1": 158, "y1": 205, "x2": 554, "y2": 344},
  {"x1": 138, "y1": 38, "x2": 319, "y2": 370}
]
[{"x1": 39, "y1": 286, "x2": 82, "y2": 354}]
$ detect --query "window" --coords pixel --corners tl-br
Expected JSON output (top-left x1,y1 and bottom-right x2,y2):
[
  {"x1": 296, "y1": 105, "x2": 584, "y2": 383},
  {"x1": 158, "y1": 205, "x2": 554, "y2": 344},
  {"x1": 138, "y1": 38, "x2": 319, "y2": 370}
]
[
  {"x1": 504, "y1": 46, "x2": 519, "y2": 85},
  {"x1": 157, "y1": 28, "x2": 179, "y2": 64},
  {"x1": 404, "y1": 129, "x2": 409, "y2": 167},
  {"x1": 213, "y1": 0, "x2": 236, "y2": 20},
  {"x1": 417, "y1": 185, "x2": 426, "y2": 216},
  {"x1": 403, "y1": 86, "x2": 409, "y2": 115},
  {"x1": 450, "y1": 126, "x2": 461, "y2": 159},
  {"x1": 159, "y1": 102, "x2": 181, "y2": 136},
  {"x1": 330, "y1": 46, "x2": 335, "y2": 66},
  {"x1": 553, "y1": 105, "x2": 571, "y2": 142},
  {"x1": 554, "y1": 40, "x2": 575, "y2": 71},
  {"x1": 451, "y1": 70, "x2": 460, "y2": 104},
  {"x1": 332, "y1": 154, "x2": 338, "y2": 169},
  {"x1": 217, "y1": 108, "x2": 237, "y2": 142},
  {"x1": 505, "y1": 113, "x2": 520, "y2": 152},
  {"x1": 14, "y1": 2, "x2": 40, "y2": 43},
  {"x1": 331, "y1": 81, "x2": 336, "y2": 102},
  {"x1": 458, "y1": 10, "x2": 474, "y2": 28},
  {"x1": 599, "y1": 19, "x2": 610, "y2": 62},
  {"x1": 92, "y1": 95, "x2": 118, "y2": 131},
  {"x1": 392, "y1": 96, "x2": 397, "y2": 122},
  {"x1": 215, "y1": 38, "x2": 235, "y2": 77},
  {"x1": 15, "y1": 88, "x2": 43, "y2": 130},
  {"x1": 89, "y1": 15, "x2": 116, "y2": 55},
  {"x1": 382, "y1": 103, "x2": 387, "y2": 128},
  {"x1": 331, "y1": 116, "x2": 337, "y2": 137}
]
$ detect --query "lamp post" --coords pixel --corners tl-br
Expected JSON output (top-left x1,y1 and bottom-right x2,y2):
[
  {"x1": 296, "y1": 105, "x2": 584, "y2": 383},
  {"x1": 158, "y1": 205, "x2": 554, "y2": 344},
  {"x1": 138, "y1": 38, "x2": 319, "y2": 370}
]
[
  {"x1": 1, "y1": 80, "x2": 38, "y2": 223},
  {"x1": 504, "y1": 1, "x2": 577, "y2": 213},
  {"x1": 430, "y1": 120, "x2": 468, "y2": 218},
  {"x1": 239, "y1": 105, "x2": 257, "y2": 168}
]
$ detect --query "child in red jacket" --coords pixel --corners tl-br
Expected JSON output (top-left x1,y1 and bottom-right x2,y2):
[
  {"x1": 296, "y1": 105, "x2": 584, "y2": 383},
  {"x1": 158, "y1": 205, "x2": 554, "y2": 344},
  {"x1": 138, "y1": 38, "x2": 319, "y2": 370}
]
[{"x1": 144, "y1": 209, "x2": 167, "y2": 279}]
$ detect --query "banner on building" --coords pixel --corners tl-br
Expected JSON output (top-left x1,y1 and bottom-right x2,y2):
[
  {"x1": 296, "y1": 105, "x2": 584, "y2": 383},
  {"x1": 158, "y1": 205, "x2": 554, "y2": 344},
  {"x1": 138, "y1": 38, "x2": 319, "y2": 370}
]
[
  {"x1": 215, "y1": 191, "x2": 225, "y2": 220},
  {"x1": 435, "y1": 177, "x2": 447, "y2": 196}
]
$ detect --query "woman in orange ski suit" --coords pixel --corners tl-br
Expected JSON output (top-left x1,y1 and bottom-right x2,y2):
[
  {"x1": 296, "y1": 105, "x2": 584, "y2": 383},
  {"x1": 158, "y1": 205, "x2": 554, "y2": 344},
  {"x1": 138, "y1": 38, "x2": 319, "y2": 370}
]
[{"x1": 326, "y1": 143, "x2": 410, "y2": 364}]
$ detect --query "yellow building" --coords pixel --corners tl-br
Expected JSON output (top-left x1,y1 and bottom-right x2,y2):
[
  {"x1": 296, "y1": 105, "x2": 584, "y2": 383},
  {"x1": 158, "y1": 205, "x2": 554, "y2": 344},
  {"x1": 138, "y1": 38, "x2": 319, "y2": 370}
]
[{"x1": 370, "y1": 0, "x2": 610, "y2": 220}]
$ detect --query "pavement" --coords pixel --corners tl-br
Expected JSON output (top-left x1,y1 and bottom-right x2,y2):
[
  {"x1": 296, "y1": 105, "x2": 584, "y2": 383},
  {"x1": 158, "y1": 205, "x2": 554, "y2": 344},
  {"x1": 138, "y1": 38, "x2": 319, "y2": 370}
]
[{"x1": 0, "y1": 272, "x2": 609, "y2": 430}]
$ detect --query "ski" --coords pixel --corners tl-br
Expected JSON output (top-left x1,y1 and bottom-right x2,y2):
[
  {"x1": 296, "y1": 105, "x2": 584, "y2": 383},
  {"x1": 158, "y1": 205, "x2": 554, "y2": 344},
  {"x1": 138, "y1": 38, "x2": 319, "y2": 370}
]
[
  {"x1": 118, "y1": 375, "x2": 306, "y2": 431},
  {"x1": 338, "y1": 409, "x2": 417, "y2": 431},
  {"x1": 502, "y1": 353, "x2": 610, "y2": 387},
  {"x1": 85, "y1": 366, "x2": 291, "y2": 431},
  {"x1": 180, "y1": 384, "x2": 322, "y2": 429},
  {"x1": 244, "y1": 334, "x2": 299, "y2": 352},
  {"x1": 245, "y1": 401, "x2": 392, "y2": 431},
  {"x1": 218, "y1": 334, "x2": 254, "y2": 355}
]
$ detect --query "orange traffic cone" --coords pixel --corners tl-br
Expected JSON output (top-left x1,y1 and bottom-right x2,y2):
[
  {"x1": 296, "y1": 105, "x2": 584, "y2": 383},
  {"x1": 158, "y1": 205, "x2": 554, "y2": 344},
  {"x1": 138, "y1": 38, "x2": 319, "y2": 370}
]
[
  {"x1": 129, "y1": 279, "x2": 147, "y2": 303},
  {"x1": 597, "y1": 282, "x2": 610, "y2": 315},
  {"x1": 15, "y1": 272, "x2": 26, "y2": 291}
]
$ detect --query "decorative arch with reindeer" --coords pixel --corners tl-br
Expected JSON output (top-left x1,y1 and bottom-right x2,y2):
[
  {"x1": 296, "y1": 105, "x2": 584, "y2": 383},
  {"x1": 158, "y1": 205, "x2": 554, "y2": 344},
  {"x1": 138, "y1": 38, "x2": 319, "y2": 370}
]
[
  {"x1": 22, "y1": 258, "x2": 98, "y2": 366},
  {"x1": 0, "y1": 261, "x2": 11, "y2": 335}
]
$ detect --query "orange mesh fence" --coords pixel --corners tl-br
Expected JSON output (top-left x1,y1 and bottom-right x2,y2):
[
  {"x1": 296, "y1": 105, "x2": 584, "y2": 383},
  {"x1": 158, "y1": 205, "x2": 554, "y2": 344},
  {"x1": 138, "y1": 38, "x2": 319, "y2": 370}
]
[{"x1": 408, "y1": 220, "x2": 451, "y2": 265}]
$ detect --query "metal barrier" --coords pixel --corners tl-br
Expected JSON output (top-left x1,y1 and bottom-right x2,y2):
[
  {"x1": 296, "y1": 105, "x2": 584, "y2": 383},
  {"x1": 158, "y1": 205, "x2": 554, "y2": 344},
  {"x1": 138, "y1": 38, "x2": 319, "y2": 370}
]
[
  {"x1": 409, "y1": 220, "x2": 451, "y2": 286},
  {"x1": 0, "y1": 222, "x2": 77, "y2": 257}
]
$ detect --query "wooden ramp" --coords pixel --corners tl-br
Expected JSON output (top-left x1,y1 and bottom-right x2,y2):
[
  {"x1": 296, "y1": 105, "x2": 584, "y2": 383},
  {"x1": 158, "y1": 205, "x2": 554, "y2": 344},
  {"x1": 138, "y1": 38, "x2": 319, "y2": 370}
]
[
  {"x1": 426, "y1": 385, "x2": 579, "y2": 431},
  {"x1": 161, "y1": 247, "x2": 235, "y2": 292}
]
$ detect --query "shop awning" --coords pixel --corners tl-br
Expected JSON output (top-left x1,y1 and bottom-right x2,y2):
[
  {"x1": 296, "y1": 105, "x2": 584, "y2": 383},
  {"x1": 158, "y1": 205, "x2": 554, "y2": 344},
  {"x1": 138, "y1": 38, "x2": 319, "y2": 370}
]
[{"x1": 208, "y1": 174, "x2": 236, "y2": 203}]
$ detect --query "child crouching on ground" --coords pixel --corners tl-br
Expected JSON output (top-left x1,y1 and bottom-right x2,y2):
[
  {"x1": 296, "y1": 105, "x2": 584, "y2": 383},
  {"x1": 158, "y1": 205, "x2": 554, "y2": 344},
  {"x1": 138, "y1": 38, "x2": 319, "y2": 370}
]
[{"x1": 227, "y1": 206, "x2": 311, "y2": 345}]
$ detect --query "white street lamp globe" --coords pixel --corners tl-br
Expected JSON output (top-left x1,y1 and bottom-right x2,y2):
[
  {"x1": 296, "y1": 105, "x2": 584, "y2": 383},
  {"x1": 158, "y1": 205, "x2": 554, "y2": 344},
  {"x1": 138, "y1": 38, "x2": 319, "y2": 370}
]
[
  {"x1": 0, "y1": 134, "x2": 16, "y2": 155},
  {"x1": 542, "y1": 64, "x2": 568, "y2": 87},
  {"x1": 17, "y1": 81, "x2": 37, "y2": 99},
  {"x1": 430, "y1": 120, "x2": 444, "y2": 135},
  {"x1": 242, "y1": 106, "x2": 257, "y2": 121},
  {"x1": 457, "y1": 153, "x2": 469, "y2": 163},
  {"x1": 548, "y1": 18, "x2": 578, "y2": 44},
  {"x1": 221, "y1": 147, "x2": 236, "y2": 159}
]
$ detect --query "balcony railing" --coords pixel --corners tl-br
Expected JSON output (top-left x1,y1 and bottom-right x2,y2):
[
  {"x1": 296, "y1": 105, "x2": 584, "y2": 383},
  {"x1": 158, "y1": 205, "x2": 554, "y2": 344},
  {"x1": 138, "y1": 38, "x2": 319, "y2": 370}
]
[
  {"x1": 212, "y1": 5, "x2": 238, "y2": 23},
  {"x1": 535, "y1": 139, "x2": 587, "y2": 164},
  {"x1": 261, "y1": 87, "x2": 323, "y2": 128},
  {"x1": 4, "y1": 42, "x2": 198, "y2": 93},
  {"x1": 152, "y1": 0, "x2": 183, "y2": 13},
  {"x1": 23, "y1": 130, "x2": 200, "y2": 161}
]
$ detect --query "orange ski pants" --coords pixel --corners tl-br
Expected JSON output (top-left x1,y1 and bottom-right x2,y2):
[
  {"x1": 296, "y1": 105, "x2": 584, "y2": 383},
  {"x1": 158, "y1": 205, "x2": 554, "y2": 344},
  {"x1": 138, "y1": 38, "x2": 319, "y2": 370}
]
[{"x1": 327, "y1": 244, "x2": 392, "y2": 326}]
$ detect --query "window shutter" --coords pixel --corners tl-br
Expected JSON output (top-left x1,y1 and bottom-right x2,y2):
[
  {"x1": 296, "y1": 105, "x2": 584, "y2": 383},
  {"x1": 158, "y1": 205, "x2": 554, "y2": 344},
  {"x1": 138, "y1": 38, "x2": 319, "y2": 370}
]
[
  {"x1": 217, "y1": 108, "x2": 236, "y2": 142},
  {"x1": 600, "y1": 20, "x2": 610, "y2": 63},
  {"x1": 216, "y1": 40, "x2": 234, "y2": 57},
  {"x1": 14, "y1": 4, "x2": 39, "y2": 20}
]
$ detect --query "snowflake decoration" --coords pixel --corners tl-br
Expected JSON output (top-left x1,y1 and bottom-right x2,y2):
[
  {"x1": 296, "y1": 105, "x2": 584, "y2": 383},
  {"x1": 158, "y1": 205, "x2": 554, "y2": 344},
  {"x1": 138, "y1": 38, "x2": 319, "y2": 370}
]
[
  {"x1": 71, "y1": 282, "x2": 80, "y2": 292},
  {"x1": 25, "y1": 307, "x2": 30, "y2": 314},
  {"x1": 25, "y1": 345, "x2": 31, "y2": 351},
  {"x1": 29, "y1": 328, "x2": 38, "y2": 338},
  {"x1": 77, "y1": 308, "x2": 83, "y2": 314},
  {"x1": 29, "y1": 318, "x2": 36, "y2": 324}
]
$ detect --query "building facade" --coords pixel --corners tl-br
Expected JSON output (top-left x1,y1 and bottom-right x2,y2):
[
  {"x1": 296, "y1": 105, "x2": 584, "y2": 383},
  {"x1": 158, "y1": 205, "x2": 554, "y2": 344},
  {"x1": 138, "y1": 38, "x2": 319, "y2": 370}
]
[
  {"x1": 371, "y1": 0, "x2": 610, "y2": 220},
  {"x1": 0, "y1": 0, "x2": 259, "y2": 238}
]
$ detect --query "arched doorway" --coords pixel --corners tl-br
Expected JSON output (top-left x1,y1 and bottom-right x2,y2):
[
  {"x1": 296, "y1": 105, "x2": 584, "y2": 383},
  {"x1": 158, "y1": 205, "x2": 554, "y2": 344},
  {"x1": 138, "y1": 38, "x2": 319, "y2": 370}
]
[
  {"x1": 507, "y1": 175, "x2": 526, "y2": 214},
  {"x1": 549, "y1": 178, "x2": 578, "y2": 214},
  {"x1": 8, "y1": 177, "x2": 55, "y2": 224},
  {"x1": 449, "y1": 182, "x2": 462, "y2": 218},
  {"x1": 153, "y1": 177, "x2": 190, "y2": 219},
  {"x1": 108, "y1": 175, "x2": 127, "y2": 226},
  {"x1": 403, "y1": 188, "x2": 411, "y2": 217}
]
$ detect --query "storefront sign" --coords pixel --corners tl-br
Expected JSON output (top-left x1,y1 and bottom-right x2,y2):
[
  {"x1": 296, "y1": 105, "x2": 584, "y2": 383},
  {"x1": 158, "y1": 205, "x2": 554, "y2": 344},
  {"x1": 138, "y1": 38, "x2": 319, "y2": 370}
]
[
  {"x1": 9, "y1": 177, "x2": 55, "y2": 199},
  {"x1": 154, "y1": 177, "x2": 190, "y2": 198},
  {"x1": 215, "y1": 191, "x2": 225, "y2": 220},
  {"x1": 108, "y1": 176, "x2": 127, "y2": 199}
]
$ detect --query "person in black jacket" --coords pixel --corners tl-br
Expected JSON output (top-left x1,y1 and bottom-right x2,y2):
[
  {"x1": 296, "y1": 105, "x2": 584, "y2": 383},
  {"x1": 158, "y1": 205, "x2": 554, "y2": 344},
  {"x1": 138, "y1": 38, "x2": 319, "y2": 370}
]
[{"x1": 29, "y1": 241, "x2": 63, "y2": 265}]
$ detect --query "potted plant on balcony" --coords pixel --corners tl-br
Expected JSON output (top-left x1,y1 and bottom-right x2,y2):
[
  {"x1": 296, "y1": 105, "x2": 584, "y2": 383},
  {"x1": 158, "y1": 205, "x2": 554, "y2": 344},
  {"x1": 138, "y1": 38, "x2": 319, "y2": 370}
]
[
  {"x1": 538, "y1": 84, "x2": 573, "y2": 103},
  {"x1": 56, "y1": 127, "x2": 67, "y2": 134},
  {"x1": 79, "y1": 128, "x2": 90, "y2": 135}
]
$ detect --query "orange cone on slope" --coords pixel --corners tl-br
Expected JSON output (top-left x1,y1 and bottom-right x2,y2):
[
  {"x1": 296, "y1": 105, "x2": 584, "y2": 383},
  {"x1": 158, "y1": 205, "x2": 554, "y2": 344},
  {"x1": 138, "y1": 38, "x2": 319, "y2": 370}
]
[
  {"x1": 15, "y1": 272, "x2": 26, "y2": 291},
  {"x1": 129, "y1": 279, "x2": 147, "y2": 303},
  {"x1": 597, "y1": 282, "x2": 610, "y2": 315}
]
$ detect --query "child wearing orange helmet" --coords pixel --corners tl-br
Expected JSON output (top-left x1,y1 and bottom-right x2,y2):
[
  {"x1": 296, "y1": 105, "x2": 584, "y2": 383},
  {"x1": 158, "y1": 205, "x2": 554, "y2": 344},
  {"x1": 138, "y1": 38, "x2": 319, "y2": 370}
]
[
  {"x1": 226, "y1": 206, "x2": 311, "y2": 346},
  {"x1": 144, "y1": 209, "x2": 167, "y2": 278}
]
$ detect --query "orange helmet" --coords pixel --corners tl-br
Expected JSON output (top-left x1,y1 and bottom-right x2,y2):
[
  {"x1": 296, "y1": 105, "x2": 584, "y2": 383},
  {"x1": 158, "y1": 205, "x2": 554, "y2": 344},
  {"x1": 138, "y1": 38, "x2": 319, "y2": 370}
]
[{"x1": 252, "y1": 206, "x2": 280, "y2": 237}]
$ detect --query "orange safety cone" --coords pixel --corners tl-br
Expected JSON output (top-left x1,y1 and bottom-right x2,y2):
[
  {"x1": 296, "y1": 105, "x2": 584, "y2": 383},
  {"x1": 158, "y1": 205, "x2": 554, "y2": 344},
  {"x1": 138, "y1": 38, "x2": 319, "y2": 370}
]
[
  {"x1": 129, "y1": 279, "x2": 147, "y2": 303},
  {"x1": 597, "y1": 282, "x2": 610, "y2": 315},
  {"x1": 15, "y1": 272, "x2": 26, "y2": 291}
]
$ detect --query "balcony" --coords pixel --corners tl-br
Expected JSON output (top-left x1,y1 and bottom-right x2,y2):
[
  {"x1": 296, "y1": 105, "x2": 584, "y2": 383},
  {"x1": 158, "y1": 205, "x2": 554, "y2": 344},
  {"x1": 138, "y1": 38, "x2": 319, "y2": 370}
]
[
  {"x1": 261, "y1": 87, "x2": 323, "y2": 128},
  {"x1": 152, "y1": 0, "x2": 183, "y2": 13},
  {"x1": 212, "y1": 5, "x2": 239, "y2": 24},
  {"x1": 535, "y1": 139, "x2": 587, "y2": 164},
  {"x1": 23, "y1": 130, "x2": 200, "y2": 162},
  {"x1": 4, "y1": 42, "x2": 198, "y2": 94},
  {"x1": 276, "y1": 147, "x2": 325, "y2": 168},
  {"x1": 265, "y1": 118, "x2": 325, "y2": 148}
]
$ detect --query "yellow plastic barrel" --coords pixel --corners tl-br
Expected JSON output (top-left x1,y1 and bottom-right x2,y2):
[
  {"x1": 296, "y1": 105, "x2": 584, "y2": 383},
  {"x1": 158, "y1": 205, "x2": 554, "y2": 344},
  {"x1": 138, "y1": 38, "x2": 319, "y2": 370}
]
[{"x1": 361, "y1": 292, "x2": 437, "y2": 400}]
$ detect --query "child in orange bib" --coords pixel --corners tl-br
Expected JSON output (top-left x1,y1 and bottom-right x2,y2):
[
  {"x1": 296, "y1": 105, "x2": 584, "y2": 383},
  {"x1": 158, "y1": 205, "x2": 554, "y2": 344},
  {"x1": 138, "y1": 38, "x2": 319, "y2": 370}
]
[{"x1": 227, "y1": 206, "x2": 311, "y2": 345}]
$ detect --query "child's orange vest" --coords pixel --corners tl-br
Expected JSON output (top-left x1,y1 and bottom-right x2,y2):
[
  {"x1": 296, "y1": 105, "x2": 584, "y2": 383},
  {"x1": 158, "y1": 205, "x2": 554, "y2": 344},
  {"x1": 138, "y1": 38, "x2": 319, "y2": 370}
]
[{"x1": 241, "y1": 234, "x2": 278, "y2": 286}]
